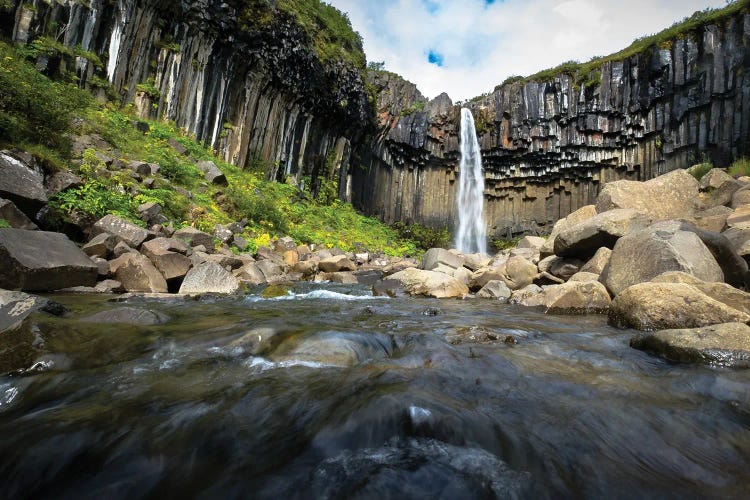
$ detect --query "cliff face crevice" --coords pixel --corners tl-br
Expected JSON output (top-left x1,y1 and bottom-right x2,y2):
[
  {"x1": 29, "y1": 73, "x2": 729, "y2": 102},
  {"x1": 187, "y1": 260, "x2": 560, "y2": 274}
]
[
  {"x1": 6, "y1": 0, "x2": 370, "y2": 189},
  {"x1": 350, "y1": 13, "x2": 750, "y2": 238}
]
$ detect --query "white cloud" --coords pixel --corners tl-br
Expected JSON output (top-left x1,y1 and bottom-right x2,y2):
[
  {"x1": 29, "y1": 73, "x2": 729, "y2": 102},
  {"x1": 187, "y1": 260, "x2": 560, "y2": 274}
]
[{"x1": 327, "y1": 0, "x2": 728, "y2": 101}]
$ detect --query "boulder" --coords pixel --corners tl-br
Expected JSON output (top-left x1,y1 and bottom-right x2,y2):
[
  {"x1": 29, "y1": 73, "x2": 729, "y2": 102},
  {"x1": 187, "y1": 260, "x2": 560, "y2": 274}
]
[
  {"x1": 469, "y1": 266, "x2": 506, "y2": 291},
  {"x1": 508, "y1": 284, "x2": 543, "y2": 304},
  {"x1": 80, "y1": 307, "x2": 170, "y2": 326},
  {"x1": 608, "y1": 282, "x2": 750, "y2": 330},
  {"x1": 0, "y1": 198, "x2": 37, "y2": 230},
  {"x1": 476, "y1": 280, "x2": 512, "y2": 301},
  {"x1": 229, "y1": 327, "x2": 283, "y2": 356},
  {"x1": 521, "y1": 280, "x2": 611, "y2": 314},
  {"x1": 382, "y1": 258, "x2": 418, "y2": 276},
  {"x1": 179, "y1": 261, "x2": 241, "y2": 294},
  {"x1": 0, "y1": 150, "x2": 47, "y2": 217},
  {"x1": 568, "y1": 272, "x2": 600, "y2": 282},
  {"x1": 214, "y1": 225, "x2": 234, "y2": 244},
  {"x1": 462, "y1": 253, "x2": 491, "y2": 271},
  {"x1": 595, "y1": 169, "x2": 700, "y2": 220},
  {"x1": 540, "y1": 205, "x2": 598, "y2": 256},
  {"x1": 293, "y1": 260, "x2": 318, "y2": 278},
  {"x1": 692, "y1": 206, "x2": 732, "y2": 233},
  {"x1": 94, "y1": 280, "x2": 124, "y2": 293},
  {"x1": 727, "y1": 205, "x2": 750, "y2": 230},
  {"x1": 354, "y1": 269, "x2": 384, "y2": 286},
  {"x1": 554, "y1": 209, "x2": 651, "y2": 259},
  {"x1": 580, "y1": 247, "x2": 612, "y2": 275},
  {"x1": 271, "y1": 332, "x2": 391, "y2": 367},
  {"x1": 283, "y1": 250, "x2": 299, "y2": 267},
  {"x1": 234, "y1": 262, "x2": 267, "y2": 285},
  {"x1": 650, "y1": 272, "x2": 750, "y2": 314},
  {"x1": 546, "y1": 257, "x2": 584, "y2": 282},
  {"x1": 256, "y1": 259, "x2": 285, "y2": 281},
  {"x1": 501, "y1": 256, "x2": 538, "y2": 290},
  {"x1": 723, "y1": 227, "x2": 750, "y2": 265},
  {"x1": 273, "y1": 236, "x2": 297, "y2": 252},
  {"x1": 141, "y1": 237, "x2": 190, "y2": 256},
  {"x1": 82, "y1": 233, "x2": 116, "y2": 259},
  {"x1": 196, "y1": 160, "x2": 228, "y2": 186},
  {"x1": 422, "y1": 248, "x2": 465, "y2": 271},
  {"x1": 0, "y1": 289, "x2": 65, "y2": 333},
  {"x1": 174, "y1": 227, "x2": 215, "y2": 249},
  {"x1": 384, "y1": 268, "x2": 468, "y2": 298},
  {"x1": 698, "y1": 168, "x2": 743, "y2": 208},
  {"x1": 732, "y1": 186, "x2": 750, "y2": 208},
  {"x1": 445, "y1": 326, "x2": 505, "y2": 345},
  {"x1": 602, "y1": 221, "x2": 724, "y2": 296},
  {"x1": 319, "y1": 255, "x2": 357, "y2": 273},
  {"x1": 138, "y1": 202, "x2": 166, "y2": 225},
  {"x1": 372, "y1": 279, "x2": 407, "y2": 298},
  {"x1": 112, "y1": 241, "x2": 136, "y2": 258},
  {"x1": 630, "y1": 323, "x2": 750, "y2": 367},
  {"x1": 0, "y1": 230, "x2": 98, "y2": 291},
  {"x1": 323, "y1": 272, "x2": 358, "y2": 284},
  {"x1": 677, "y1": 223, "x2": 750, "y2": 290},
  {"x1": 91, "y1": 214, "x2": 149, "y2": 249},
  {"x1": 143, "y1": 247, "x2": 191, "y2": 284},
  {"x1": 516, "y1": 236, "x2": 546, "y2": 251},
  {"x1": 509, "y1": 247, "x2": 539, "y2": 264},
  {"x1": 113, "y1": 253, "x2": 168, "y2": 293},
  {"x1": 44, "y1": 171, "x2": 82, "y2": 197}
]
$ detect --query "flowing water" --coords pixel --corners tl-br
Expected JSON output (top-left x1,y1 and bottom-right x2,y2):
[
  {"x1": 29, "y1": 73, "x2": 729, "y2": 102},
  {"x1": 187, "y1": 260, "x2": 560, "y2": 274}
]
[
  {"x1": 1, "y1": 284, "x2": 749, "y2": 498},
  {"x1": 455, "y1": 108, "x2": 487, "y2": 255}
]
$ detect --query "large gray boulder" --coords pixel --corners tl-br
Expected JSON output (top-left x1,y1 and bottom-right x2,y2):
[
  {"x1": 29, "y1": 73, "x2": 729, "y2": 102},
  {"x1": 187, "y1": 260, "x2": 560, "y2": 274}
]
[
  {"x1": 179, "y1": 261, "x2": 241, "y2": 294},
  {"x1": 595, "y1": 169, "x2": 700, "y2": 220},
  {"x1": 422, "y1": 248, "x2": 464, "y2": 271},
  {"x1": 141, "y1": 237, "x2": 192, "y2": 284},
  {"x1": 521, "y1": 280, "x2": 611, "y2": 314},
  {"x1": 0, "y1": 150, "x2": 47, "y2": 218},
  {"x1": 112, "y1": 253, "x2": 168, "y2": 293},
  {"x1": 82, "y1": 233, "x2": 117, "y2": 259},
  {"x1": 732, "y1": 186, "x2": 750, "y2": 208},
  {"x1": 91, "y1": 214, "x2": 149, "y2": 249},
  {"x1": 196, "y1": 160, "x2": 228, "y2": 186},
  {"x1": 0, "y1": 198, "x2": 37, "y2": 230},
  {"x1": 540, "y1": 205, "x2": 597, "y2": 256},
  {"x1": 319, "y1": 255, "x2": 357, "y2": 273},
  {"x1": 384, "y1": 268, "x2": 468, "y2": 298},
  {"x1": 553, "y1": 209, "x2": 651, "y2": 259},
  {"x1": 476, "y1": 280, "x2": 512, "y2": 301},
  {"x1": 234, "y1": 262, "x2": 267, "y2": 285},
  {"x1": 630, "y1": 323, "x2": 750, "y2": 368},
  {"x1": 650, "y1": 272, "x2": 750, "y2": 315},
  {"x1": 608, "y1": 282, "x2": 750, "y2": 330},
  {"x1": 174, "y1": 227, "x2": 215, "y2": 249},
  {"x1": 0, "y1": 229, "x2": 98, "y2": 291},
  {"x1": 0, "y1": 289, "x2": 65, "y2": 333},
  {"x1": 499, "y1": 256, "x2": 537, "y2": 290},
  {"x1": 580, "y1": 247, "x2": 612, "y2": 275},
  {"x1": 601, "y1": 221, "x2": 724, "y2": 296},
  {"x1": 698, "y1": 168, "x2": 742, "y2": 208}
]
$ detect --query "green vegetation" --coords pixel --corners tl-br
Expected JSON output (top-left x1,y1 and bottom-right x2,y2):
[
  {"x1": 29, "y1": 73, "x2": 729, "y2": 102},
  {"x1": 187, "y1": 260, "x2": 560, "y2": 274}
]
[
  {"x1": 728, "y1": 157, "x2": 750, "y2": 177},
  {"x1": 393, "y1": 222, "x2": 450, "y2": 251},
  {"x1": 491, "y1": 237, "x2": 521, "y2": 252},
  {"x1": 400, "y1": 100, "x2": 425, "y2": 116},
  {"x1": 0, "y1": 219, "x2": 11, "y2": 229},
  {"x1": 239, "y1": 0, "x2": 366, "y2": 69},
  {"x1": 0, "y1": 40, "x2": 421, "y2": 256},
  {"x1": 689, "y1": 157, "x2": 714, "y2": 180}
]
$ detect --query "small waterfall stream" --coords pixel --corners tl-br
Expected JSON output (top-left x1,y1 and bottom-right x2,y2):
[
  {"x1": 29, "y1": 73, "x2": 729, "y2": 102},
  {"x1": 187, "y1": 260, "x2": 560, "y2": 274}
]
[{"x1": 455, "y1": 108, "x2": 487, "y2": 254}]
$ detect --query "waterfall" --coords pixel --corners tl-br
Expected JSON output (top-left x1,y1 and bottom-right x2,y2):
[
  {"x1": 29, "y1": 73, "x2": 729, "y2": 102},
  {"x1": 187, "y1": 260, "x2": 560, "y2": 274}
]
[
  {"x1": 107, "y1": 2, "x2": 126, "y2": 82},
  {"x1": 455, "y1": 108, "x2": 487, "y2": 254}
]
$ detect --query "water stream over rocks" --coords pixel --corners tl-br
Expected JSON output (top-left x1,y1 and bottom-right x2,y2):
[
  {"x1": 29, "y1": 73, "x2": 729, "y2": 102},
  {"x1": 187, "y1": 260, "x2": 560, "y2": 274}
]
[{"x1": 1, "y1": 283, "x2": 749, "y2": 498}]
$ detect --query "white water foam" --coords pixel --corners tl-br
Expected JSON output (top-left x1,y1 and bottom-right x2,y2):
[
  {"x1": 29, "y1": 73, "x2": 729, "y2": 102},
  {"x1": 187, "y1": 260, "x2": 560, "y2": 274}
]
[
  {"x1": 455, "y1": 108, "x2": 487, "y2": 254},
  {"x1": 246, "y1": 290, "x2": 388, "y2": 303}
]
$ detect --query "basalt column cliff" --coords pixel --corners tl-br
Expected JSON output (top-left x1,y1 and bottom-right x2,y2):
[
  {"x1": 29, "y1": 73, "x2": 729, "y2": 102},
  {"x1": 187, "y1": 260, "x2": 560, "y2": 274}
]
[
  {"x1": 4, "y1": 0, "x2": 370, "y2": 188},
  {"x1": 349, "y1": 11, "x2": 750, "y2": 238}
]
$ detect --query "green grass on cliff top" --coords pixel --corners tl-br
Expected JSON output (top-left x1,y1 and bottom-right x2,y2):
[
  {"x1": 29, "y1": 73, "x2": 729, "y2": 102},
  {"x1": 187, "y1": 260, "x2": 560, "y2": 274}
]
[
  {"x1": 495, "y1": 0, "x2": 750, "y2": 90},
  {"x1": 0, "y1": 41, "x2": 417, "y2": 256}
]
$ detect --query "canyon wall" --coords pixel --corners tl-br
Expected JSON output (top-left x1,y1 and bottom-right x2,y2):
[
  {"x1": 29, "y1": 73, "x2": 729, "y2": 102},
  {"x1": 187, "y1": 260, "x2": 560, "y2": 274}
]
[
  {"x1": 4, "y1": 0, "x2": 369, "y2": 188},
  {"x1": 349, "y1": 12, "x2": 750, "y2": 238}
]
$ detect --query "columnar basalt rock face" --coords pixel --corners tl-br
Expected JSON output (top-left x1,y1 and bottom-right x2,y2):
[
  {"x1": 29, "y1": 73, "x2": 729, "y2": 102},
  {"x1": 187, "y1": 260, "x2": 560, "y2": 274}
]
[
  {"x1": 6, "y1": 0, "x2": 369, "y2": 187},
  {"x1": 350, "y1": 13, "x2": 750, "y2": 237}
]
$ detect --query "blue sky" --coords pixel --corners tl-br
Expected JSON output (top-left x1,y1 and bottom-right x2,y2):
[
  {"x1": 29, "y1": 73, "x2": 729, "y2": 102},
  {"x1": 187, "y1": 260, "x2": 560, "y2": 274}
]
[{"x1": 327, "y1": 0, "x2": 727, "y2": 101}]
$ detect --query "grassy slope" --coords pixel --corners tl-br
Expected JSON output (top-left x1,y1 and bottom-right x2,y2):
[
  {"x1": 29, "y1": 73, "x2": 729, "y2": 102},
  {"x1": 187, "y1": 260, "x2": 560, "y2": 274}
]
[{"x1": 0, "y1": 40, "x2": 423, "y2": 256}]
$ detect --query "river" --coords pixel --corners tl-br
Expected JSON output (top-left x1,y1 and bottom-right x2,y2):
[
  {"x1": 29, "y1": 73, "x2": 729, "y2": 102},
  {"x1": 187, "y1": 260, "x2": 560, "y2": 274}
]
[{"x1": 1, "y1": 283, "x2": 749, "y2": 498}]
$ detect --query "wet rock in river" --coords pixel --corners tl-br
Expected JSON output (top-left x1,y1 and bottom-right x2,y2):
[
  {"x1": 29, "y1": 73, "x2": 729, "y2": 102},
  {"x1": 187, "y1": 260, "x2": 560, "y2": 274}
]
[
  {"x1": 631, "y1": 323, "x2": 750, "y2": 368},
  {"x1": 229, "y1": 327, "x2": 283, "y2": 356},
  {"x1": 80, "y1": 307, "x2": 170, "y2": 326},
  {"x1": 0, "y1": 289, "x2": 66, "y2": 333}
]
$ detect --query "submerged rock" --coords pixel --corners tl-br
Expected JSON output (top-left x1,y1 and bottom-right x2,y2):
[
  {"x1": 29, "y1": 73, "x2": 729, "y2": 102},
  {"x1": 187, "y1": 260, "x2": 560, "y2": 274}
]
[
  {"x1": 271, "y1": 331, "x2": 393, "y2": 367},
  {"x1": 0, "y1": 289, "x2": 65, "y2": 333},
  {"x1": 80, "y1": 307, "x2": 170, "y2": 326},
  {"x1": 631, "y1": 323, "x2": 750, "y2": 368}
]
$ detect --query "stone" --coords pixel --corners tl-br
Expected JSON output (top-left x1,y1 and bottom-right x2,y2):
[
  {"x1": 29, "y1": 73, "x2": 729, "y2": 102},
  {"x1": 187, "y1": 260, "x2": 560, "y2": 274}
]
[
  {"x1": 168, "y1": 138, "x2": 188, "y2": 155},
  {"x1": 257, "y1": 259, "x2": 285, "y2": 281},
  {"x1": 273, "y1": 236, "x2": 297, "y2": 252},
  {"x1": 144, "y1": 248, "x2": 191, "y2": 283},
  {"x1": 681, "y1": 223, "x2": 750, "y2": 290},
  {"x1": 372, "y1": 279, "x2": 407, "y2": 298},
  {"x1": 554, "y1": 209, "x2": 651, "y2": 259},
  {"x1": 723, "y1": 227, "x2": 750, "y2": 265},
  {"x1": 601, "y1": 221, "x2": 724, "y2": 296},
  {"x1": 595, "y1": 169, "x2": 700, "y2": 220},
  {"x1": 650, "y1": 272, "x2": 750, "y2": 314},
  {"x1": 540, "y1": 205, "x2": 597, "y2": 256},
  {"x1": 608, "y1": 282, "x2": 750, "y2": 330},
  {"x1": 580, "y1": 247, "x2": 612, "y2": 275},
  {"x1": 476, "y1": 280, "x2": 512, "y2": 301},
  {"x1": 128, "y1": 160, "x2": 152, "y2": 176},
  {"x1": 234, "y1": 262, "x2": 267, "y2": 285},
  {"x1": 516, "y1": 236, "x2": 546, "y2": 250},
  {"x1": 324, "y1": 272, "x2": 358, "y2": 284},
  {"x1": 521, "y1": 280, "x2": 611, "y2": 314},
  {"x1": 534, "y1": 271, "x2": 565, "y2": 286},
  {"x1": 92, "y1": 257, "x2": 110, "y2": 277},
  {"x1": 138, "y1": 202, "x2": 165, "y2": 225},
  {"x1": 727, "y1": 205, "x2": 750, "y2": 230},
  {"x1": 508, "y1": 284, "x2": 543, "y2": 304},
  {"x1": 270, "y1": 332, "x2": 389, "y2": 367},
  {"x1": 0, "y1": 150, "x2": 47, "y2": 217},
  {"x1": 698, "y1": 169, "x2": 742, "y2": 208},
  {"x1": 319, "y1": 255, "x2": 357, "y2": 273},
  {"x1": 732, "y1": 186, "x2": 750, "y2": 208},
  {"x1": 206, "y1": 253, "x2": 244, "y2": 270},
  {"x1": 82, "y1": 233, "x2": 116, "y2": 259},
  {"x1": 445, "y1": 326, "x2": 504, "y2": 345},
  {"x1": 509, "y1": 247, "x2": 539, "y2": 264},
  {"x1": 179, "y1": 262, "x2": 241, "y2": 294},
  {"x1": 214, "y1": 225, "x2": 234, "y2": 244},
  {"x1": 469, "y1": 266, "x2": 506, "y2": 291},
  {"x1": 568, "y1": 272, "x2": 600, "y2": 282},
  {"x1": 384, "y1": 268, "x2": 469, "y2": 298},
  {"x1": 630, "y1": 323, "x2": 750, "y2": 368},
  {"x1": 0, "y1": 198, "x2": 37, "y2": 229},
  {"x1": 0, "y1": 289, "x2": 65, "y2": 333},
  {"x1": 422, "y1": 248, "x2": 465, "y2": 271},
  {"x1": 0, "y1": 230, "x2": 98, "y2": 291},
  {"x1": 80, "y1": 307, "x2": 170, "y2": 325},
  {"x1": 141, "y1": 237, "x2": 190, "y2": 256},
  {"x1": 91, "y1": 214, "x2": 149, "y2": 249},
  {"x1": 283, "y1": 250, "x2": 299, "y2": 267},
  {"x1": 501, "y1": 256, "x2": 538, "y2": 290},
  {"x1": 174, "y1": 227, "x2": 214, "y2": 249},
  {"x1": 112, "y1": 241, "x2": 136, "y2": 258},
  {"x1": 94, "y1": 280, "x2": 124, "y2": 293},
  {"x1": 196, "y1": 160, "x2": 228, "y2": 186},
  {"x1": 229, "y1": 327, "x2": 282, "y2": 356},
  {"x1": 293, "y1": 260, "x2": 318, "y2": 278},
  {"x1": 462, "y1": 253, "x2": 491, "y2": 271},
  {"x1": 113, "y1": 253, "x2": 168, "y2": 293},
  {"x1": 44, "y1": 171, "x2": 82, "y2": 197},
  {"x1": 383, "y1": 259, "x2": 418, "y2": 276},
  {"x1": 353, "y1": 269, "x2": 384, "y2": 286},
  {"x1": 692, "y1": 206, "x2": 732, "y2": 233},
  {"x1": 546, "y1": 257, "x2": 584, "y2": 281}
]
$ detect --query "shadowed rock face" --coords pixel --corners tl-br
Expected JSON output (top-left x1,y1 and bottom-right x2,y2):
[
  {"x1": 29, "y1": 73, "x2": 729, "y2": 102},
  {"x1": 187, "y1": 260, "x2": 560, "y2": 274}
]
[{"x1": 348, "y1": 13, "x2": 750, "y2": 237}]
